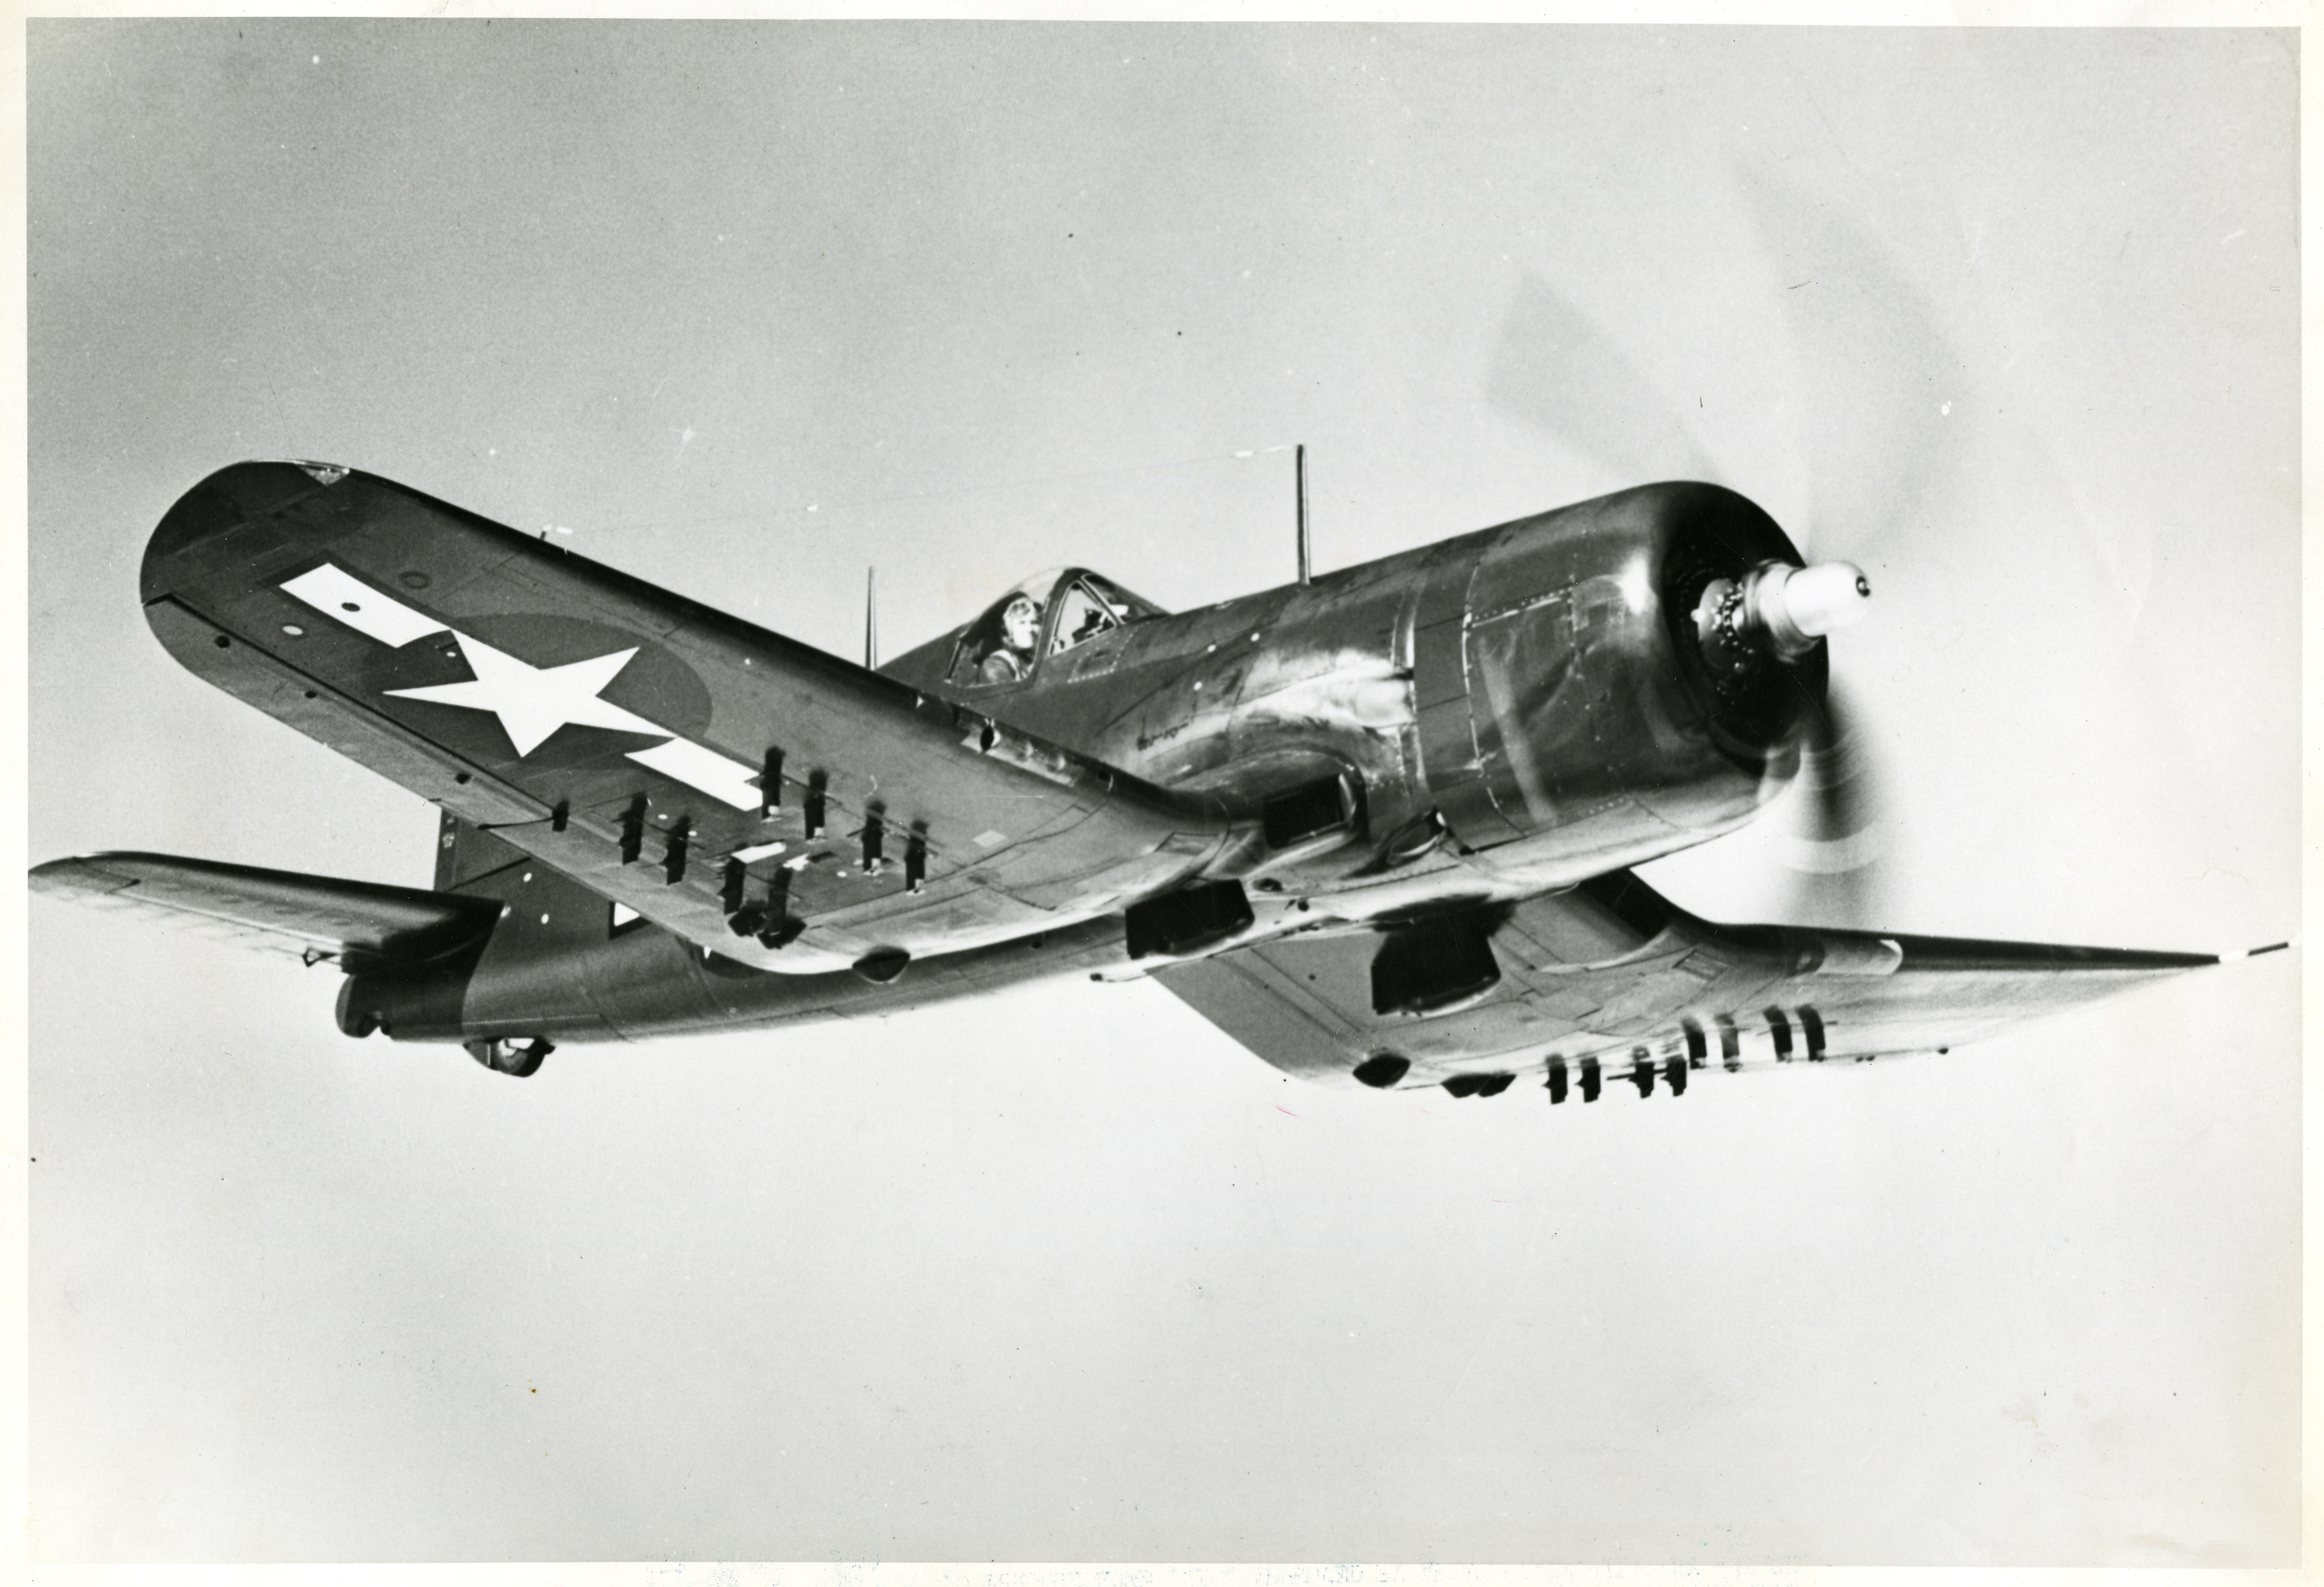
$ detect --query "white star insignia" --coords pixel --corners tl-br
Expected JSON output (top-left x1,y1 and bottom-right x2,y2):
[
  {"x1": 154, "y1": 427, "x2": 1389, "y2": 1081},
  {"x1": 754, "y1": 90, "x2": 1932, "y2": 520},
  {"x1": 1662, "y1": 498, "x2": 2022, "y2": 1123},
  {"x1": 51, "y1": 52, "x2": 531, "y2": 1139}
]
[{"x1": 386, "y1": 634, "x2": 668, "y2": 757}]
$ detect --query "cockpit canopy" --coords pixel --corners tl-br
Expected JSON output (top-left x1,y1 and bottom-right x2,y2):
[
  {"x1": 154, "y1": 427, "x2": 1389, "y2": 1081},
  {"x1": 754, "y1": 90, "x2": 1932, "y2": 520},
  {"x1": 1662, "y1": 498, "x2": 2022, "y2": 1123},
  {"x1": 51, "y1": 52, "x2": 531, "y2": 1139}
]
[{"x1": 947, "y1": 567, "x2": 1167, "y2": 688}]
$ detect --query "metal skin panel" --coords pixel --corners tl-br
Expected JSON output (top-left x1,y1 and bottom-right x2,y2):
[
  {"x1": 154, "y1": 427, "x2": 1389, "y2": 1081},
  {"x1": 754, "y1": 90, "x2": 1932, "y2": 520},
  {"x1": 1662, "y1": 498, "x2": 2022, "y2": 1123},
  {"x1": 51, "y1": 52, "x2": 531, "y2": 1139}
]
[
  {"x1": 140, "y1": 463, "x2": 1238, "y2": 975},
  {"x1": 435, "y1": 811, "x2": 527, "y2": 892},
  {"x1": 1145, "y1": 954, "x2": 1361, "y2": 1082},
  {"x1": 1438, "y1": 485, "x2": 1815, "y2": 862},
  {"x1": 1153, "y1": 873, "x2": 2219, "y2": 1089},
  {"x1": 882, "y1": 551, "x2": 1464, "y2": 855},
  {"x1": 147, "y1": 597, "x2": 555, "y2": 830},
  {"x1": 1410, "y1": 543, "x2": 1525, "y2": 853},
  {"x1": 427, "y1": 842, "x2": 623, "y2": 1042},
  {"x1": 339, "y1": 900, "x2": 1137, "y2": 1045}
]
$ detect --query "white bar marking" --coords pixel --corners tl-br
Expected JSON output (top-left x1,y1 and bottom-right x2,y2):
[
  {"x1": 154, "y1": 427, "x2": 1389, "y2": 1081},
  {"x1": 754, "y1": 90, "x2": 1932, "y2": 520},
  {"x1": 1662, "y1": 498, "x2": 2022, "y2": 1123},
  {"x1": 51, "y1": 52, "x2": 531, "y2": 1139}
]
[
  {"x1": 280, "y1": 564, "x2": 448, "y2": 648},
  {"x1": 626, "y1": 738, "x2": 764, "y2": 810}
]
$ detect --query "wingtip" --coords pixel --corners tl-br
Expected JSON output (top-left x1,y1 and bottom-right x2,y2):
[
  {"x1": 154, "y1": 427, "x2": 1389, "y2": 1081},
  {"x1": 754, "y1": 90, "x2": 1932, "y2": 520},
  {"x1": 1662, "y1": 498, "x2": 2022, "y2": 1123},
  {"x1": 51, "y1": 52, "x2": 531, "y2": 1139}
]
[
  {"x1": 28, "y1": 854, "x2": 141, "y2": 900},
  {"x1": 2219, "y1": 938, "x2": 2296, "y2": 962}
]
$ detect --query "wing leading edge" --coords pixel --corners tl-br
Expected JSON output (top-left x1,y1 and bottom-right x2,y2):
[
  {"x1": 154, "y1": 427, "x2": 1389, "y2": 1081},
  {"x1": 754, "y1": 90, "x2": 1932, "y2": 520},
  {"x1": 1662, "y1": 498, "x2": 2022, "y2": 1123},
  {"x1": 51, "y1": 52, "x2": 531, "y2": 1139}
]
[{"x1": 1154, "y1": 871, "x2": 2227, "y2": 1090}]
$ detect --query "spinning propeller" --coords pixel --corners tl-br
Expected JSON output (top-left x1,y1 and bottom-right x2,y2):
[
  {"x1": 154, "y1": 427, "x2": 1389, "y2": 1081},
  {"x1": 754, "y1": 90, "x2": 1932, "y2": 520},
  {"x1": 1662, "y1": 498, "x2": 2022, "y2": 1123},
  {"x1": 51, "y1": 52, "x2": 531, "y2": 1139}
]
[{"x1": 1484, "y1": 169, "x2": 1969, "y2": 924}]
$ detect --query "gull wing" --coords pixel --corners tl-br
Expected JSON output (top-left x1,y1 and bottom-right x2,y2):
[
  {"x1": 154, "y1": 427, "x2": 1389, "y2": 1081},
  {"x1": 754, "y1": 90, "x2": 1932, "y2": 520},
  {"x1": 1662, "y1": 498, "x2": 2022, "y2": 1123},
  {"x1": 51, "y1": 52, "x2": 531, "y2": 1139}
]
[
  {"x1": 136, "y1": 461, "x2": 1236, "y2": 973},
  {"x1": 1154, "y1": 871, "x2": 2238, "y2": 1089}
]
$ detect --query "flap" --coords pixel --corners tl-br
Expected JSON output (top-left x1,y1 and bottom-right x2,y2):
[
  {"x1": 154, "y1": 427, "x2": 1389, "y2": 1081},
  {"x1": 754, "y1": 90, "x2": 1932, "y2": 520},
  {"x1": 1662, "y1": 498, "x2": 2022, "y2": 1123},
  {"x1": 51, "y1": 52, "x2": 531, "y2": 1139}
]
[
  {"x1": 31, "y1": 851, "x2": 500, "y2": 969},
  {"x1": 139, "y1": 462, "x2": 1237, "y2": 973},
  {"x1": 1156, "y1": 871, "x2": 2221, "y2": 1088}
]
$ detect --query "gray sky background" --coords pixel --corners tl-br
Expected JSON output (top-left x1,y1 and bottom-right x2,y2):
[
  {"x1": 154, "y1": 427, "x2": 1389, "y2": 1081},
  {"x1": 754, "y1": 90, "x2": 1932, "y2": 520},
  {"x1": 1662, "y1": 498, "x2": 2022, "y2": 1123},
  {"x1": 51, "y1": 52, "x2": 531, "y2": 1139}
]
[{"x1": 26, "y1": 21, "x2": 2299, "y2": 1564}]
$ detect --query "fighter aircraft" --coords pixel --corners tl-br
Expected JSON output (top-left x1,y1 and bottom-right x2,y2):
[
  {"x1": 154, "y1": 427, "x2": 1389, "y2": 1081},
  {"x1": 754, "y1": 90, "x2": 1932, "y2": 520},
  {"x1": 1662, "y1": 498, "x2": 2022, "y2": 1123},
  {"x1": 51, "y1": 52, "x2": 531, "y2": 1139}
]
[{"x1": 30, "y1": 458, "x2": 2274, "y2": 1093}]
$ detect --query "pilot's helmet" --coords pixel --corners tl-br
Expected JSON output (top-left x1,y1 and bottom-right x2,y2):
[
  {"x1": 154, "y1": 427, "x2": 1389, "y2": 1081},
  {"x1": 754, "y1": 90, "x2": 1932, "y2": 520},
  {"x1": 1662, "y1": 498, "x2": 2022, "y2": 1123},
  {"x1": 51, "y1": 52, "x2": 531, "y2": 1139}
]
[{"x1": 1001, "y1": 594, "x2": 1042, "y2": 650}]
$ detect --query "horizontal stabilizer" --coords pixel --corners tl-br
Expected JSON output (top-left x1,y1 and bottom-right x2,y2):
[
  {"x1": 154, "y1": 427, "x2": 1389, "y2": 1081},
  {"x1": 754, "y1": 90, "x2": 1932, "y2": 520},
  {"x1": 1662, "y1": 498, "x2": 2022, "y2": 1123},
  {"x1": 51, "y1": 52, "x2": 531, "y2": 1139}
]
[{"x1": 32, "y1": 851, "x2": 500, "y2": 970}]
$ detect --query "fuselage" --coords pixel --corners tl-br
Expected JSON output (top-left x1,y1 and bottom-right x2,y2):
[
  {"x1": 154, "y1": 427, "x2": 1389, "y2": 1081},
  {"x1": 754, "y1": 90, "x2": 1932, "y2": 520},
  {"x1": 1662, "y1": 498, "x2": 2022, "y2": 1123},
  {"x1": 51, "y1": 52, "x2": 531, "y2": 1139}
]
[
  {"x1": 346, "y1": 480, "x2": 1830, "y2": 1047},
  {"x1": 888, "y1": 478, "x2": 1818, "y2": 916}
]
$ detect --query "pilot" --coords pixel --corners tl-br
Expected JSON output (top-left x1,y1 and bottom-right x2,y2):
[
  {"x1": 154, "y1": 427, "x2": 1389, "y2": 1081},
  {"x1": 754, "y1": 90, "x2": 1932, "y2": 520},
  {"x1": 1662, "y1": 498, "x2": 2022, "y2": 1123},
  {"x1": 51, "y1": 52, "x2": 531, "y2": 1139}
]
[{"x1": 980, "y1": 594, "x2": 1043, "y2": 684}]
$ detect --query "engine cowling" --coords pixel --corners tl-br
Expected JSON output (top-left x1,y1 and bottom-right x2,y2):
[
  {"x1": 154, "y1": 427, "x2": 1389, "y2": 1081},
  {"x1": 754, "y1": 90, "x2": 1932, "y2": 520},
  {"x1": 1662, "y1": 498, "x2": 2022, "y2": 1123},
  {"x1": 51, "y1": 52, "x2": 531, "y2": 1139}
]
[{"x1": 1413, "y1": 482, "x2": 1851, "y2": 874}]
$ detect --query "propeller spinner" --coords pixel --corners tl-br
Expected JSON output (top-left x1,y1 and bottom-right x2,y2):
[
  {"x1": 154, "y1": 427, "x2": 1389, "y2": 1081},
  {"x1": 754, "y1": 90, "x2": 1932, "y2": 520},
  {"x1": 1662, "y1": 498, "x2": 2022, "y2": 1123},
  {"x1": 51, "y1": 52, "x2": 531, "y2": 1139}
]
[{"x1": 1693, "y1": 558, "x2": 1871, "y2": 677}]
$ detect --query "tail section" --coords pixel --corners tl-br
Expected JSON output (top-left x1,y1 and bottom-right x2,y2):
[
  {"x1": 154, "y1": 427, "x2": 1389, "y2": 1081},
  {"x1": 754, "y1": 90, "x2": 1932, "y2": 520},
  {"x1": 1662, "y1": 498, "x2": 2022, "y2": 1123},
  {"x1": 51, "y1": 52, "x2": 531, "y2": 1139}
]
[{"x1": 30, "y1": 851, "x2": 499, "y2": 972}]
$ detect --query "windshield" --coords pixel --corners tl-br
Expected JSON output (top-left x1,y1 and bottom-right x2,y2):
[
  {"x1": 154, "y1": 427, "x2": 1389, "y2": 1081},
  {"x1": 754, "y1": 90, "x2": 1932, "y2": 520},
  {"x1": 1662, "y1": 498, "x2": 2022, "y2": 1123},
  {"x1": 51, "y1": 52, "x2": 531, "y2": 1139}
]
[
  {"x1": 947, "y1": 569, "x2": 1165, "y2": 687},
  {"x1": 1048, "y1": 574, "x2": 1161, "y2": 654}
]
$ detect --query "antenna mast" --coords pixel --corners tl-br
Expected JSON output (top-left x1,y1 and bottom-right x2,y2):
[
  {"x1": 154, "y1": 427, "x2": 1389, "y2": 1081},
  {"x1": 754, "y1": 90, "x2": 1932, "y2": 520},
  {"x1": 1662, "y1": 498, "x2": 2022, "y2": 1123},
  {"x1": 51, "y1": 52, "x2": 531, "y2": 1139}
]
[
  {"x1": 1295, "y1": 443, "x2": 1310, "y2": 585},
  {"x1": 864, "y1": 566, "x2": 877, "y2": 669}
]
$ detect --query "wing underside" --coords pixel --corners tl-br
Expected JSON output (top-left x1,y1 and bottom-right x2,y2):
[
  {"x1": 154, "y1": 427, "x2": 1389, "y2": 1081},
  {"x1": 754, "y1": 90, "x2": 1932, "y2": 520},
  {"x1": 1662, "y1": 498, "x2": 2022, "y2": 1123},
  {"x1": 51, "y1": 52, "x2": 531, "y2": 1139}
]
[
  {"x1": 1154, "y1": 871, "x2": 2224, "y2": 1091},
  {"x1": 136, "y1": 461, "x2": 1236, "y2": 975}
]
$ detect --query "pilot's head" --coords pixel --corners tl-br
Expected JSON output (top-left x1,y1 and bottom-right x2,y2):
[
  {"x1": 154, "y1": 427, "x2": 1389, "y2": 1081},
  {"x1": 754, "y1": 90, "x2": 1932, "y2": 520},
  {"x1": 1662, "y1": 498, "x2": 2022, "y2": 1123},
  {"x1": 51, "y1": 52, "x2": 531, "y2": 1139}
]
[{"x1": 1001, "y1": 595, "x2": 1041, "y2": 652}]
